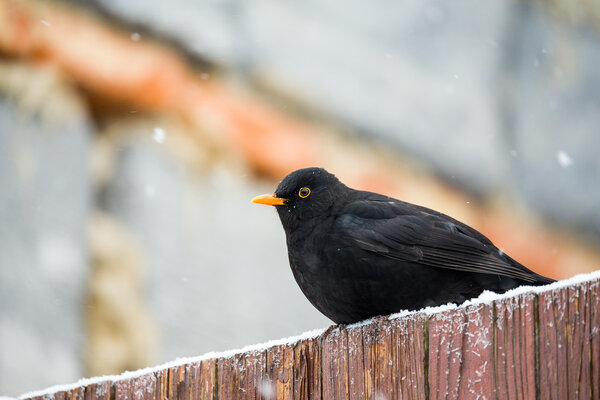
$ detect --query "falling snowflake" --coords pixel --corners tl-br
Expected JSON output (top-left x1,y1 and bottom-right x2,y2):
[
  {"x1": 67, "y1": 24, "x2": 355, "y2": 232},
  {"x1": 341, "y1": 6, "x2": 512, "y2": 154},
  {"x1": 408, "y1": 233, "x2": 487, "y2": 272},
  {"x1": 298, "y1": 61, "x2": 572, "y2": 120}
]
[
  {"x1": 153, "y1": 127, "x2": 166, "y2": 144},
  {"x1": 556, "y1": 150, "x2": 573, "y2": 168},
  {"x1": 258, "y1": 380, "x2": 275, "y2": 399}
]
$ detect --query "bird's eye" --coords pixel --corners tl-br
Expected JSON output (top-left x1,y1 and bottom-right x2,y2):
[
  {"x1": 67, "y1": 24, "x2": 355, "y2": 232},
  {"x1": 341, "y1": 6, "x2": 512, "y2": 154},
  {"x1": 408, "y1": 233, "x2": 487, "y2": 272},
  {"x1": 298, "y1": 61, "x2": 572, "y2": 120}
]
[{"x1": 298, "y1": 187, "x2": 311, "y2": 198}]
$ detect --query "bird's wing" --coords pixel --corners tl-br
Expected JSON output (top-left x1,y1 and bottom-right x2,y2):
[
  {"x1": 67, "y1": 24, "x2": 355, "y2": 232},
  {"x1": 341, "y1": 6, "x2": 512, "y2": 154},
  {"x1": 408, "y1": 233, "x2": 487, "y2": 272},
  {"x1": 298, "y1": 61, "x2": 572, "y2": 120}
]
[{"x1": 336, "y1": 198, "x2": 543, "y2": 283}]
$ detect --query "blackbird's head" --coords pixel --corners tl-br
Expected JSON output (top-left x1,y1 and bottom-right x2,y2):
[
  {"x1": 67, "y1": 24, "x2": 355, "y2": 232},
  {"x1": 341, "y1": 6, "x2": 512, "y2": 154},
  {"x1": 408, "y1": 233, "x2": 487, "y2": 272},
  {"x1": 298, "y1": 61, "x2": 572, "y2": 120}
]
[{"x1": 252, "y1": 167, "x2": 346, "y2": 231}]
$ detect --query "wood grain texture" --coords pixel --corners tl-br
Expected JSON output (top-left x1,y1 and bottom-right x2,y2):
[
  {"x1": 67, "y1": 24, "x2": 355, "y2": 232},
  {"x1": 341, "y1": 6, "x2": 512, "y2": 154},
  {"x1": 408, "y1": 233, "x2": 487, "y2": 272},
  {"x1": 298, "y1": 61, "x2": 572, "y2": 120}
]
[
  {"x1": 292, "y1": 338, "x2": 321, "y2": 400},
  {"x1": 322, "y1": 326, "x2": 349, "y2": 399},
  {"x1": 494, "y1": 293, "x2": 536, "y2": 400},
  {"x1": 19, "y1": 276, "x2": 600, "y2": 400},
  {"x1": 217, "y1": 356, "x2": 236, "y2": 399},
  {"x1": 538, "y1": 287, "x2": 570, "y2": 400},
  {"x1": 198, "y1": 359, "x2": 217, "y2": 399},
  {"x1": 428, "y1": 303, "x2": 495, "y2": 400},
  {"x1": 85, "y1": 382, "x2": 111, "y2": 400},
  {"x1": 247, "y1": 350, "x2": 268, "y2": 399},
  {"x1": 346, "y1": 325, "x2": 366, "y2": 400},
  {"x1": 566, "y1": 282, "x2": 592, "y2": 400},
  {"x1": 590, "y1": 280, "x2": 600, "y2": 400},
  {"x1": 113, "y1": 377, "x2": 132, "y2": 400},
  {"x1": 185, "y1": 361, "x2": 213, "y2": 400},
  {"x1": 267, "y1": 344, "x2": 294, "y2": 400},
  {"x1": 393, "y1": 315, "x2": 427, "y2": 400},
  {"x1": 362, "y1": 318, "x2": 395, "y2": 400}
]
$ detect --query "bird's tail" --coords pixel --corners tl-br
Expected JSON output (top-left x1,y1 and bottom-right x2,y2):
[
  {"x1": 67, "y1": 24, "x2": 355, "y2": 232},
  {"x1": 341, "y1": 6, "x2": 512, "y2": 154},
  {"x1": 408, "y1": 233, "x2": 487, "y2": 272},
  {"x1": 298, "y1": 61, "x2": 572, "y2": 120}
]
[{"x1": 506, "y1": 254, "x2": 556, "y2": 285}]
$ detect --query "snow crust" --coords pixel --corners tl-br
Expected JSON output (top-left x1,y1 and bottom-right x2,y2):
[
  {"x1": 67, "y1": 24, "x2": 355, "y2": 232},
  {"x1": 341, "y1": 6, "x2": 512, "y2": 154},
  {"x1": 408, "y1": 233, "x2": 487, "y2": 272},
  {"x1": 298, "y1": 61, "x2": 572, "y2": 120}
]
[
  {"x1": 18, "y1": 328, "x2": 325, "y2": 399},
  {"x1": 18, "y1": 269, "x2": 599, "y2": 399},
  {"x1": 385, "y1": 269, "x2": 600, "y2": 322}
]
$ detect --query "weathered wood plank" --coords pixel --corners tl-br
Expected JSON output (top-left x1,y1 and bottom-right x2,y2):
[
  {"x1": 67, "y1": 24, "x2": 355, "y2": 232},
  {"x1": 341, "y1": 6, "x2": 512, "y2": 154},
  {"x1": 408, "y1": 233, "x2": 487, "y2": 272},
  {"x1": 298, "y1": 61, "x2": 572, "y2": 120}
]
[
  {"x1": 230, "y1": 353, "x2": 250, "y2": 399},
  {"x1": 217, "y1": 356, "x2": 235, "y2": 399},
  {"x1": 31, "y1": 391, "x2": 67, "y2": 400},
  {"x1": 494, "y1": 292, "x2": 536, "y2": 400},
  {"x1": 114, "y1": 378, "x2": 132, "y2": 400},
  {"x1": 393, "y1": 314, "x2": 427, "y2": 400},
  {"x1": 84, "y1": 381, "x2": 111, "y2": 400},
  {"x1": 428, "y1": 303, "x2": 495, "y2": 400},
  {"x1": 538, "y1": 280, "x2": 599, "y2": 400},
  {"x1": 131, "y1": 373, "x2": 158, "y2": 400},
  {"x1": 292, "y1": 338, "x2": 321, "y2": 400},
  {"x1": 18, "y1": 275, "x2": 600, "y2": 400},
  {"x1": 185, "y1": 362, "x2": 202, "y2": 400},
  {"x1": 362, "y1": 318, "x2": 395, "y2": 400},
  {"x1": 156, "y1": 369, "x2": 169, "y2": 400},
  {"x1": 459, "y1": 304, "x2": 494, "y2": 399},
  {"x1": 67, "y1": 387, "x2": 85, "y2": 400},
  {"x1": 538, "y1": 287, "x2": 569, "y2": 400},
  {"x1": 322, "y1": 326, "x2": 349, "y2": 399},
  {"x1": 198, "y1": 359, "x2": 217, "y2": 400},
  {"x1": 347, "y1": 325, "x2": 366, "y2": 400},
  {"x1": 567, "y1": 281, "x2": 592, "y2": 400},
  {"x1": 428, "y1": 308, "x2": 466, "y2": 400},
  {"x1": 171, "y1": 366, "x2": 187, "y2": 400},
  {"x1": 247, "y1": 350, "x2": 268, "y2": 399},
  {"x1": 590, "y1": 279, "x2": 600, "y2": 400},
  {"x1": 265, "y1": 344, "x2": 294, "y2": 400}
]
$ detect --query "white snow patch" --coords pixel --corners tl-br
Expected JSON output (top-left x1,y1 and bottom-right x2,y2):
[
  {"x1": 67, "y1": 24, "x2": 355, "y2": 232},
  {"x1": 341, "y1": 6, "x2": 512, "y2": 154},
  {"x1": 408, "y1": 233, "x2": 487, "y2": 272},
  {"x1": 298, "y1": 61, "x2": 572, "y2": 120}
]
[
  {"x1": 556, "y1": 150, "x2": 573, "y2": 168},
  {"x1": 18, "y1": 327, "x2": 325, "y2": 399}
]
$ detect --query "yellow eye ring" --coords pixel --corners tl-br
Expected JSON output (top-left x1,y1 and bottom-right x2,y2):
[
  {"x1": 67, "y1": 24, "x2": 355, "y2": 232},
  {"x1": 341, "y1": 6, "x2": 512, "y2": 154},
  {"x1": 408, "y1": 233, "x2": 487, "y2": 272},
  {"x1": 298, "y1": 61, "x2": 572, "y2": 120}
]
[{"x1": 298, "y1": 187, "x2": 311, "y2": 198}]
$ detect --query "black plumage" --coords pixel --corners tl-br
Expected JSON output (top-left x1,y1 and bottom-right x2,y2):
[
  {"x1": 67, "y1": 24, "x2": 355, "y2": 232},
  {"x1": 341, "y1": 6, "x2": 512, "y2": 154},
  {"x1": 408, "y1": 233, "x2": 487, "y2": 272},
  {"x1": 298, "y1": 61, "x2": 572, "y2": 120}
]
[{"x1": 252, "y1": 167, "x2": 555, "y2": 324}]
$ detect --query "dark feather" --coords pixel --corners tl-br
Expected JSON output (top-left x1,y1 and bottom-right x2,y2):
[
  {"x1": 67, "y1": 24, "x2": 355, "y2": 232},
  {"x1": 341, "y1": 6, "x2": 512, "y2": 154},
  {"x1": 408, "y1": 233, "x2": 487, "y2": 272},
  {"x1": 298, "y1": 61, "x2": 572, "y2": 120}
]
[{"x1": 339, "y1": 194, "x2": 552, "y2": 284}]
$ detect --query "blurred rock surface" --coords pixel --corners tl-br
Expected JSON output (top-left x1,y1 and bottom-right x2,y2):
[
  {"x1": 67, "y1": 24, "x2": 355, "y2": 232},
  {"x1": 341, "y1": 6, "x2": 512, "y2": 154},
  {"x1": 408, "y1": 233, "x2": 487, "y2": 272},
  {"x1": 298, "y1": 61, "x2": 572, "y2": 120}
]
[
  {"x1": 0, "y1": 62, "x2": 91, "y2": 394},
  {"x1": 92, "y1": 0, "x2": 600, "y2": 238},
  {"x1": 86, "y1": 212, "x2": 158, "y2": 376}
]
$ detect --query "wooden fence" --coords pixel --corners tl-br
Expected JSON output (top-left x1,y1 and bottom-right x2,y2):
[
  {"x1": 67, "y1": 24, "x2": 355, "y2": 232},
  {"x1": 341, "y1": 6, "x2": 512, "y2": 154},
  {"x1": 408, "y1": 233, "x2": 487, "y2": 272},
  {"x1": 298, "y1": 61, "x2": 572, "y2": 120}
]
[{"x1": 23, "y1": 273, "x2": 600, "y2": 400}]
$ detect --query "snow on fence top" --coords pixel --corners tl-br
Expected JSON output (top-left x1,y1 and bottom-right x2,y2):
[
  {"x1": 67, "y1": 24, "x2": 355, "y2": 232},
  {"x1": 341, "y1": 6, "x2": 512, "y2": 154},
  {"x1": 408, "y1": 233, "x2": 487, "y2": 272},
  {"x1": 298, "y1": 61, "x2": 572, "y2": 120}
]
[{"x1": 20, "y1": 270, "x2": 600, "y2": 400}]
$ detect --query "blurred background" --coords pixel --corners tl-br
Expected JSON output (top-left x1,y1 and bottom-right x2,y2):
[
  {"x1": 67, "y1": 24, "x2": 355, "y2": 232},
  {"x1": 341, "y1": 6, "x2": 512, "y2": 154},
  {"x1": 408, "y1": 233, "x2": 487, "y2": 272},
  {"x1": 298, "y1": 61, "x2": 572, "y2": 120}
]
[{"x1": 1, "y1": 0, "x2": 599, "y2": 395}]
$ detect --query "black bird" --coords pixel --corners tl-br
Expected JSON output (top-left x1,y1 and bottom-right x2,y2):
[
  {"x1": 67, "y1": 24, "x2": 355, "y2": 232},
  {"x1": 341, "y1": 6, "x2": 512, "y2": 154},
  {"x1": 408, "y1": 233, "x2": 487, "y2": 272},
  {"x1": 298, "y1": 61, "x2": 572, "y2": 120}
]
[{"x1": 252, "y1": 167, "x2": 555, "y2": 324}]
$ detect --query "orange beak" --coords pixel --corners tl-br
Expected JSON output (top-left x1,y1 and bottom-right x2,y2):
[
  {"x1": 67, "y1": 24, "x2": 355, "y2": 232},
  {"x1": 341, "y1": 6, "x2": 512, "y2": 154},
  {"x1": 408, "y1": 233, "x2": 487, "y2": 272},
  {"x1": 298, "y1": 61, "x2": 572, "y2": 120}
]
[{"x1": 251, "y1": 193, "x2": 288, "y2": 206}]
